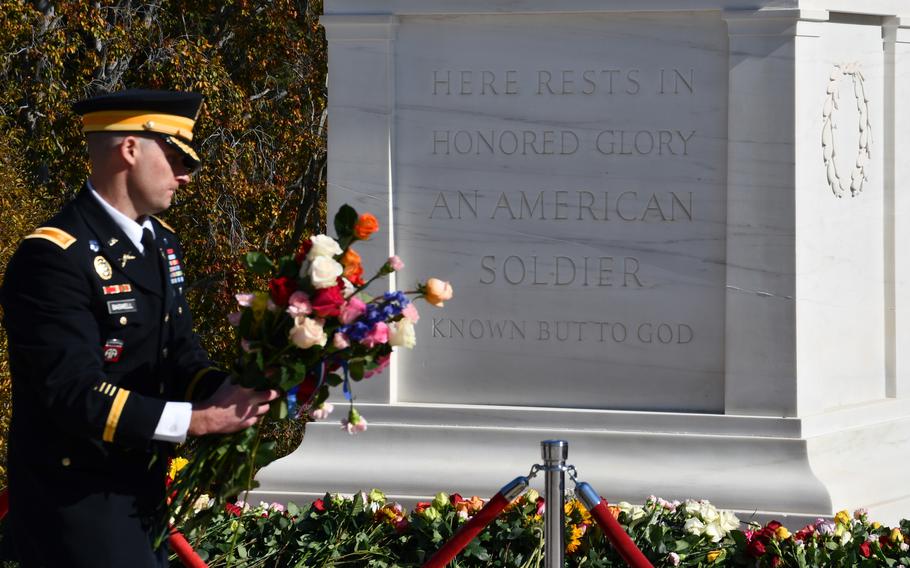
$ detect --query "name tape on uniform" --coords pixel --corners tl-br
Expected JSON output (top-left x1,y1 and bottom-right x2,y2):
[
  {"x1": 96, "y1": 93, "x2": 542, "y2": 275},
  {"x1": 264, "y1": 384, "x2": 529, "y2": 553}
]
[{"x1": 106, "y1": 299, "x2": 137, "y2": 314}]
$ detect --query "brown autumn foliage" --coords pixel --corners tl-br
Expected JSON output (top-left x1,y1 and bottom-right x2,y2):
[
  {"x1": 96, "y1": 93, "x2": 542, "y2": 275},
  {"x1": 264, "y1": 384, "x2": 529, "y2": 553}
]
[{"x1": 0, "y1": 0, "x2": 328, "y2": 485}]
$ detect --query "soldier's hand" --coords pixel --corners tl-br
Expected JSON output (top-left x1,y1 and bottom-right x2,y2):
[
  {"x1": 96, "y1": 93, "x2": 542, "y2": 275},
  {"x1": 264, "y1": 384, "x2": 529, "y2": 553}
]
[{"x1": 188, "y1": 380, "x2": 280, "y2": 436}]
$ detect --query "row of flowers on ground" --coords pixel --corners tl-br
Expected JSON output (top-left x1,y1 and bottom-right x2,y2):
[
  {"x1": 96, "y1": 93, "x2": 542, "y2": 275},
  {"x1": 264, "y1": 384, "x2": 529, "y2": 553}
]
[{"x1": 173, "y1": 488, "x2": 910, "y2": 567}]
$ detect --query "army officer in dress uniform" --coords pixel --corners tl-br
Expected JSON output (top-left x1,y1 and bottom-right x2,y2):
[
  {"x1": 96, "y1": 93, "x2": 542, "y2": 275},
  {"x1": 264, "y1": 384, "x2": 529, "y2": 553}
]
[{"x1": 0, "y1": 89, "x2": 278, "y2": 567}]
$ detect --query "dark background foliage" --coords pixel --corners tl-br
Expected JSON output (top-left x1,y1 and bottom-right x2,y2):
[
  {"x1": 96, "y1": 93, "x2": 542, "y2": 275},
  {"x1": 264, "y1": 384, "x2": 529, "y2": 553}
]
[{"x1": 0, "y1": 0, "x2": 328, "y2": 485}]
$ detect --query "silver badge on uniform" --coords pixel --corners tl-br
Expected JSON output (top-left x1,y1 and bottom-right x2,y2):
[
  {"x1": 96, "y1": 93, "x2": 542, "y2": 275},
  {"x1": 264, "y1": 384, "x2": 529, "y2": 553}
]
[{"x1": 89, "y1": 240, "x2": 100, "y2": 252}]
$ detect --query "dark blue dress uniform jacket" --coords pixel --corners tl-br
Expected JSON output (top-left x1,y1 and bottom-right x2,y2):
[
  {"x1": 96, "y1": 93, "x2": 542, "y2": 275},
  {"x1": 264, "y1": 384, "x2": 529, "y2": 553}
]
[{"x1": 0, "y1": 187, "x2": 226, "y2": 567}]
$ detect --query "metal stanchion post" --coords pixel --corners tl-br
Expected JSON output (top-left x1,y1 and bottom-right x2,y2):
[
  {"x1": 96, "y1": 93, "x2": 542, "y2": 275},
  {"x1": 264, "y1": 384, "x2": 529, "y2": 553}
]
[{"x1": 542, "y1": 440, "x2": 568, "y2": 568}]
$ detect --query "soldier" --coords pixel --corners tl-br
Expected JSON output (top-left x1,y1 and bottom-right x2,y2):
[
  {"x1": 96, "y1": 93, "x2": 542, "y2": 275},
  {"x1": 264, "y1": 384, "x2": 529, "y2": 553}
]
[{"x1": 0, "y1": 89, "x2": 278, "y2": 567}]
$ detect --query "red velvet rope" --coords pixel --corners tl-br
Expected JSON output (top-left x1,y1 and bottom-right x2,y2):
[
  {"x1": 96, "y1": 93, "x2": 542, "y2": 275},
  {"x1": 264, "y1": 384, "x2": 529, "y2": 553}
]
[
  {"x1": 168, "y1": 526, "x2": 209, "y2": 568},
  {"x1": 588, "y1": 500, "x2": 654, "y2": 568},
  {"x1": 423, "y1": 493, "x2": 510, "y2": 568},
  {"x1": 0, "y1": 488, "x2": 207, "y2": 567}
]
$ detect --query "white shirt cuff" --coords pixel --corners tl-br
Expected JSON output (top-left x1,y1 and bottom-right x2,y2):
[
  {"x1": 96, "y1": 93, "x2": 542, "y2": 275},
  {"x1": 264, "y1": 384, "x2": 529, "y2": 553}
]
[{"x1": 153, "y1": 402, "x2": 193, "y2": 443}]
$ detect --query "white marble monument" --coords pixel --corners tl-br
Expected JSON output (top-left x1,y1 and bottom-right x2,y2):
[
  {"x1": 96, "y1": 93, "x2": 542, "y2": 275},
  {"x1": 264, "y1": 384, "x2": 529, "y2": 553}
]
[{"x1": 255, "y1": 0, "x2": 910, "y2": 524}]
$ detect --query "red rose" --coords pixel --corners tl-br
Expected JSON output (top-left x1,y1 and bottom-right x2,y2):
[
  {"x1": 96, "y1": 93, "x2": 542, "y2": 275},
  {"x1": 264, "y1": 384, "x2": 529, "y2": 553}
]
[
  {"x1": 771, "y1": 557, "x2": 781, "y2": 567},
  {"x1": 269, "y1": 276, "x2": 297, "y2": 307},
  {"x1": 311, "y1": 286, "x2": 345, "y2": 318},
  {"x1": 295, "y1": 239, "x2": 313, "y2": 264},
  {"x1": 450, "y1": 493, "x2": 464, "y2": 505},
  {"x1": 880, "y1": 535, "x2": 891, "y2": 547},
  {"x1": 415, "y1": 502, "x2": 432, "y2": 513},
  {"x1": 225, "y1": 503, "x2": 243, "y2": 517},
  {"x1": 312, "y1": 499, "x2": 326, "y2": 512},
  {"x1": 296, "y1": 374, "x2": 319, "y2": 403},
  {"x1": 860, "y1": 541, "x2": 871, "y2": 558},
  {"x1": 747, "y1": 539, "x2": 766, "y2": 557}
]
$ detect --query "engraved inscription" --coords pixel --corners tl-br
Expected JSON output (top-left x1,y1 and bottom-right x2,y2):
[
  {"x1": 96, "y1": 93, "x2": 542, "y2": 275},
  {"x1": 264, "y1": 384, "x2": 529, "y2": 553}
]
[
  {"x1": 431, "y1": 68, "x2": 695, "y2": 96},
  {"x1": 428, "y1": 190, "x2": 693, "y2": 222},
  {"x1": 431, "y1": 317, "x2": 694, "y2": 345}
]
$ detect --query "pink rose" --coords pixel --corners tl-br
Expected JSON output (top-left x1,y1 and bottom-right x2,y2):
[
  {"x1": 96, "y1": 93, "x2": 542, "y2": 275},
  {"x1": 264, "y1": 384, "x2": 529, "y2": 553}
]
[
  {"x1": 236, "y1": 293, "x2": 254, "y2": 307},
  {"x1": 361, "y1": 322, "x2": 389, "y2": 348},
  {"x1": 401, "y1": 303, "x2": 420, "y2": 323},
  {"x1": 388, "y1": 255, "x2": 404, "y2": 271},
  {"x1": 339, "y1": 297, "x2": 367, "y2": 324},
  {"x1": 227, "y1": 311, "x2": 242, "y2": 327},
  {"x1": 333, "y1": 333, "x2": 350, "y2": 349},
  {"x1": 287, "y1": 291, "x2": 312, "y2": 317}
]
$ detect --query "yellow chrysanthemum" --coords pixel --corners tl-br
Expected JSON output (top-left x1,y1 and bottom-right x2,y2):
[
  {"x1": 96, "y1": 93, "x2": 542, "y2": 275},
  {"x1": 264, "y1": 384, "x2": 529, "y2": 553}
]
[
  {"x1": 834, "y1": 510, "x2": 851, "y2": 526},
  {"x1": 168, "y1": 457, "x2": 188, "y2": 480},
  {"x1": 566, "y1": 524, "x2": 584, "y2": 554},
  {"x1": 707, "y1": 550, "x2": 722, "y2": 563},
  {"x1": 776, "y1": 526, "x2": 791, "y2": 540},
  {"x1": 891, "y1": 528, "x2": 905, "y2": 544}
]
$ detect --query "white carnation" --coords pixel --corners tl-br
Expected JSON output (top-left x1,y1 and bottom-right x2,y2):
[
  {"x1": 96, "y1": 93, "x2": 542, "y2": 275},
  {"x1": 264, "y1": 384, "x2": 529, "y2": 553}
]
[{"x1": 389, "y1": 320, "x2": 417, "y2": 349}]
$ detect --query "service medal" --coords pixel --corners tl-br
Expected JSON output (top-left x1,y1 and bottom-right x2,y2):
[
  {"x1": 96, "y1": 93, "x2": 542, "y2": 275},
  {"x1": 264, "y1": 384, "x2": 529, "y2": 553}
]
[{"x1": 94, "y1": 256, "x2": 113, "y2": 280}]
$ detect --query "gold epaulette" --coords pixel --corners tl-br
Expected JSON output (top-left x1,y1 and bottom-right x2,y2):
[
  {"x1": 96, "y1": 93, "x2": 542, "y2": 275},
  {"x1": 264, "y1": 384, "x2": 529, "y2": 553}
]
[
  {"x1": 150, "y1": 215, "x2": 176, "y2": 233},
  {"x1": 23, "y1": 227, "x2": 77, "y2": 250}
]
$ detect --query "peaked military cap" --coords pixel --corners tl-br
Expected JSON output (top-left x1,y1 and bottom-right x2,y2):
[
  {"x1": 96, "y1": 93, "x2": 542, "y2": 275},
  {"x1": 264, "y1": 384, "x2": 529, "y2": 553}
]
[{"x1": 72, "y1": 89, "x2": 203, "y2": 172}]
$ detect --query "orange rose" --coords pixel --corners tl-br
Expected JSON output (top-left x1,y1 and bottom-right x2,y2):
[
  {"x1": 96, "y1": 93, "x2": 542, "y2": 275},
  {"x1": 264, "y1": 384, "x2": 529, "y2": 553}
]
[
  {"x1": 353, "y1": 213, "x2": 379, "y2": 240},
  {"x1": 340, "y1": 248, "x2": 365, "y2": 285},
  {"x1": 341, "y1": 248, "x2": 361, "y2": 268}
]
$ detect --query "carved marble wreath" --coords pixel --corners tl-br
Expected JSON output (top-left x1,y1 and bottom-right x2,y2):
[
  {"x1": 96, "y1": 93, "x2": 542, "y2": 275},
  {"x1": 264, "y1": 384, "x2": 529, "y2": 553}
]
[{"x1": 822, "y1": 62, "x2": 872, "y2": 198}]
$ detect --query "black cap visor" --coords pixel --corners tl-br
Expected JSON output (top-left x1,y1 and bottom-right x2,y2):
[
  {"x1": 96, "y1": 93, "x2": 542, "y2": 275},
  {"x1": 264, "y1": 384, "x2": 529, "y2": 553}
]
[{"x1": 160, "y1": 135, "x2": 201, "y2": 173}]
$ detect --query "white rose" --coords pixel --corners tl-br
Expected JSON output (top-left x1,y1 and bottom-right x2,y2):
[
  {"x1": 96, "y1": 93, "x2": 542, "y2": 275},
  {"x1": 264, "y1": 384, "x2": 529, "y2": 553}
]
[
  {"x1": 389, "y1": 320, "x2": 417, "y2": 349},
  {"x1": 684, "y1": 517, "x2": 707, "y2": 536},
  {"x1": 704, "y1": 521, "x2": 724, "y2": 542},
  {"x1": 719, "y1": 510, "x2": 740, "y2": 532},
  {"x1": 307, "y1": 234, "x2": 343, "y2": 260},
  {"x1": 307, "y1": 256, "x2": 344, "y2": 289},
  {"x1": 699, "y1": 502, "x2": 720, "y2": 523},
  {"x1": 289, "y1": 316, "x2": 327, "y2": 349}
]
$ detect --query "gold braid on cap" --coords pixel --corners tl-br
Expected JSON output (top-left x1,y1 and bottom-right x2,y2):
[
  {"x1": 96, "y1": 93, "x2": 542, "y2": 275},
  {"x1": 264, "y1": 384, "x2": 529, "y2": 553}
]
[{"x1": 81, "y1": 110, "x2": 195, "y2": 141}]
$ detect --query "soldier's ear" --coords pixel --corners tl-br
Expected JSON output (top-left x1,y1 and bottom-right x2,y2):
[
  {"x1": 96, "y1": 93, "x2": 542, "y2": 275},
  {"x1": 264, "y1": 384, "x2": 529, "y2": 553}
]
[{"x1": 119, "y1": 135, "x2": 142, "y2": 168}]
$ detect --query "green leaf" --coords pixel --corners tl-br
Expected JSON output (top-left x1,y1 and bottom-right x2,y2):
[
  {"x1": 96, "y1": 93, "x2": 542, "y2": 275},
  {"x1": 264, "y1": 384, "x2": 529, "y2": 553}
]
[
  {"x1": 270, "y1": 398, "x2": 288, "y2": 420},
  {"x1": 244, "y1": 251, "x2": 275, "y2": 275},
  {"x1": 334, "y1": 204, "x2": 358, "y2": 241},
  {"x1": 350, "y1": 360, "x2": 365, "y2": 381}
]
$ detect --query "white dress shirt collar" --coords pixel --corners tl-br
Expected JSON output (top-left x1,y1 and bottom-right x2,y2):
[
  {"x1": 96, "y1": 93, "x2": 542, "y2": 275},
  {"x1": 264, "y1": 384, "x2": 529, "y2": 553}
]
[{"x1": 87, "y1": 181, "x2": 155, "y2": 253}]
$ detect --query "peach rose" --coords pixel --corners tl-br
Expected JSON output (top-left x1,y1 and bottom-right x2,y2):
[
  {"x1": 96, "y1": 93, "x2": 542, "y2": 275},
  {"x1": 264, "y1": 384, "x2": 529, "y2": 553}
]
[
  {"x1": 289, "y1": 316, "x2": 327, "y2": 349},
  {"x1": 424, "y1": 278, "x2": 453, "y2": 307}
]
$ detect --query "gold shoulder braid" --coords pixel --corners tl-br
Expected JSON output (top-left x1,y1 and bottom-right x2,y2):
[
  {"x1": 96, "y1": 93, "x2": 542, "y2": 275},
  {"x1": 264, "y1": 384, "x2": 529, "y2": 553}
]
[
  {"x1": 150, "y1": 215, "x2": 176, "y2": 233},
  {"x1": 23, "y1": 227, "x2": 77, "y2": 250}
]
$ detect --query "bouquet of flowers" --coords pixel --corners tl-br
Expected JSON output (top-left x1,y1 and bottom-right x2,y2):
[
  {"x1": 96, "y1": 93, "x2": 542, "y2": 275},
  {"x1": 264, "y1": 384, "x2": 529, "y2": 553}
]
[{"x1": 162, "y1": 204, "x2": 453, "y2": 537}]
